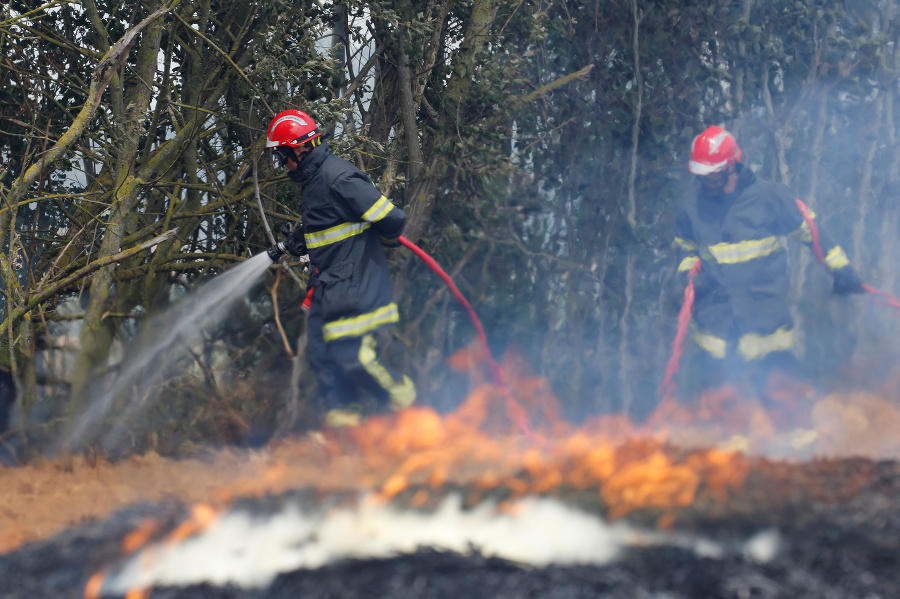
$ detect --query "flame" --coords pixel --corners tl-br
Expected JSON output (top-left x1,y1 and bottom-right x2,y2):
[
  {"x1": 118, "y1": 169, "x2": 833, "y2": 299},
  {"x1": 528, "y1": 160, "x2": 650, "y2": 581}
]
[
  {"x1": 306, "y1": 348, "x2": 819, "y2": 520},
  {"x1": 601, "y1": 451, "x2": 699, "y2": 519},
  {"x1": 72, "y1": 345, "x2": 900, "y2": 593},
  {"x1": 122, "y1": 520, "x2": 161, "y2": 555},
  {"x1": 86, "y1": 502, "x2": 225, "y2": 598},
  {"x1": 303, "y1": 348, "x2": 759, "y2": 522},
  {"x1": 84, "y1": 572, "x2": 105, "y2": 599},
  {"x1": 167, "y1": 502, "x2": 220, "y2": 543}
]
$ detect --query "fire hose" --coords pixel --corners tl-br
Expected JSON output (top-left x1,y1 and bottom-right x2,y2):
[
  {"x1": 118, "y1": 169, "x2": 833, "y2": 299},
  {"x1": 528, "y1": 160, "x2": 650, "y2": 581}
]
[
  {"x1": 795, "y1": 199, "x2": 900, "y2": 310},
  {"x1": 658, "y1": 259, "x2": 700, "y2": 403},
  {"x1": 398, "y1": 236, "x2": 546, "y2": 446}
]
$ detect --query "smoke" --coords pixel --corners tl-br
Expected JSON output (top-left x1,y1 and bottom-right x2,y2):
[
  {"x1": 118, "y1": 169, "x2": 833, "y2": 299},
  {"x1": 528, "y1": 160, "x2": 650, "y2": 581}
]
[{"x1": 102, "y1": 494, "x2": 780, "y2": 593}]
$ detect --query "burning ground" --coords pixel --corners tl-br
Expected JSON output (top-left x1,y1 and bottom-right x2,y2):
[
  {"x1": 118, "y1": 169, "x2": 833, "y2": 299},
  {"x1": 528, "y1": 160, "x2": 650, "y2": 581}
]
[{"x1": 2, "y1": 355, "x2": 900, "y2": 598}]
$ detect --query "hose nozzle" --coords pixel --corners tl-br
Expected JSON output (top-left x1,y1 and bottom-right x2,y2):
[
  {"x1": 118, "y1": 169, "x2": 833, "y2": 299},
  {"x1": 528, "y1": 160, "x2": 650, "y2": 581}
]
[{"x1": 266, "y1": 241, "x2": 287, "y2": 263}]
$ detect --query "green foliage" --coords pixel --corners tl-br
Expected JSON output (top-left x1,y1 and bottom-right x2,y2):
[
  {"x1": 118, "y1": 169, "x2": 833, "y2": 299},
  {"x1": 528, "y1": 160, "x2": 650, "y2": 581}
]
[{"x1": 2, "y1": 0, "x2": 900, "y2": 453}]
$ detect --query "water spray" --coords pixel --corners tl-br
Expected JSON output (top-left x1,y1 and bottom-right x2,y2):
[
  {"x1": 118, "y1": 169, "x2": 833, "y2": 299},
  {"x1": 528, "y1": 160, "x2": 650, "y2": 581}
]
[{"x1": 62, "y1": 253, "x2": 275, "y2": 452}]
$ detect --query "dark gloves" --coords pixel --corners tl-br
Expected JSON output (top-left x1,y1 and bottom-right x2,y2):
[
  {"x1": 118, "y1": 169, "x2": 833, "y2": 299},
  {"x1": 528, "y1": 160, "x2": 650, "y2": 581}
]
[
  {"x1": 280, "y1": 225, "x2": 307, "y2": 257},
  {"x1": 832, "y1": 266, "x2": 865, "y2": 295},
  {"x1": 266, "y1": 224, "x2": 307, "y2": 263},
  {"x1": 685, "y1": 267, "x2": 722, "y2": 300},
  {"x1": 381, "y1": 235, "x2": 401, "y2": 248}
]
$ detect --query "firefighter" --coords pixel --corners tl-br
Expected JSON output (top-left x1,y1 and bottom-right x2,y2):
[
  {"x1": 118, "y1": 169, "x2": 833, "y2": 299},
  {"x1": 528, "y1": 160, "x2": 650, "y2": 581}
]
[
  {"x1": 264, "y1": 109, "x2": 416, "y2": 427},
  {"x1": 673, "y1": 125, "x2": 865, "y2": 398}
]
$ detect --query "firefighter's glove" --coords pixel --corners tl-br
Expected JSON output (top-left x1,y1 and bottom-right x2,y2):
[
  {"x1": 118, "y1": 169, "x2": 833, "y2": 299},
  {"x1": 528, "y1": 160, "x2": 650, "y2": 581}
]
[
  {"x1": 381, "y1": 235, "x2": 401, "y2": 248},
  {"x1": 687, "y1": 268, "x2": 717, "y2": 300},
  {"x1": 279, "y1": 225, "x2": 308, "y2": 257},
  {"x1": 832, "y1": 266, "x2": 865, "y2": 295}
]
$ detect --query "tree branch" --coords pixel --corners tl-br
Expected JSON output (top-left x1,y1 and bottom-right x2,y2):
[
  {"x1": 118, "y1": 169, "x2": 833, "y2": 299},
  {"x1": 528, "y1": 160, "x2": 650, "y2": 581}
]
[{"x1": 0, "y1": 229, "x2": 179, "y2": 336}]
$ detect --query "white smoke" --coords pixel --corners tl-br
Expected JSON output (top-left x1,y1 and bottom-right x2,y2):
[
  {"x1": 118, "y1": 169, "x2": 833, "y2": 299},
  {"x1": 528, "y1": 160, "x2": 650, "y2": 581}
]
[{"x1": 103, "y1": 494, "x2": 780, "y2": 593}]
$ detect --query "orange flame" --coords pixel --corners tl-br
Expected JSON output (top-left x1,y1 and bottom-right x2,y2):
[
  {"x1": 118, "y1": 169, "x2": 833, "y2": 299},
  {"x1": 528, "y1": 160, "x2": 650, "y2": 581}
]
[
  {"x1": 75, "y1": 345, "x2": 900, "y2": 595},
  {"x1": 84, "y1": 571, "x2": 105, "y2": 599},
  {"x1": 122, "y1": 519, "x2": 161, "y2": 555}
]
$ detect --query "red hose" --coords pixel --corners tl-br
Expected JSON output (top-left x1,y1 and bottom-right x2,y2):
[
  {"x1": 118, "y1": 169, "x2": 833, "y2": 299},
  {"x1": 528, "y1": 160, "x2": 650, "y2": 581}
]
[
  {"x1": 398, "y1": 236, "x2": 546, "y2": 446},
  {"x1": 659, "y1": 260, "x2": 701, "y2": 402},
  {"x1": 862, "y1": 283, "x2": 900, "y2": 310},
  {"x1": 795, "y1": 199, "x2": 900, "y2": 311},
  {"x1": 794, "y1": 200, "x2": 826, "y2": 265}
]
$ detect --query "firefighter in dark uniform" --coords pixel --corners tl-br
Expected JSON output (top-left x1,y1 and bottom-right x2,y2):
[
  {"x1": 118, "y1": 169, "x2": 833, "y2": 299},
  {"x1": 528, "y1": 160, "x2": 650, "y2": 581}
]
[
  {"x1": 265, "y1": 109, "x2": 416, "y2": 427},
  {"x1": 674, "y1": 125, "x2": 865, "y2": 397}
]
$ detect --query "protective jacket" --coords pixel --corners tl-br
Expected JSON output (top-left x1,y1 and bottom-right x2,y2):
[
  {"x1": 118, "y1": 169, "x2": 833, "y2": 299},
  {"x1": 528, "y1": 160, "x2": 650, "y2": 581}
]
[
  {"x1": 674, "y1": 165, "x2": 854, "y2": 362},
  {"x1": 287, "y1": 143, "x2": 407, "y2": 342}
]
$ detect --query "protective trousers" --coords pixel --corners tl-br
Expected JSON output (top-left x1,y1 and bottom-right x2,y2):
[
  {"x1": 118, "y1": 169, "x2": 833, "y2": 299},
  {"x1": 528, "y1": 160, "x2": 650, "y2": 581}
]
[
  {"x1": 686, "y1": 304, "x2": 802, "y2": 403},
  {"x1": 307, "y1": 312, "x2": 415, "y2": 412}
]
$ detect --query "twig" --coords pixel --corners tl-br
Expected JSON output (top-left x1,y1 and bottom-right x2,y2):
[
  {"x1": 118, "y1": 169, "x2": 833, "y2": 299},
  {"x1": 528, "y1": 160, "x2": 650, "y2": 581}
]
[
  {"x1": 271, "y1": 268, "x2": 294, "y2": 357},
  {"x1": 0, "y1": 229, "x2": 179, "y2": 336}
]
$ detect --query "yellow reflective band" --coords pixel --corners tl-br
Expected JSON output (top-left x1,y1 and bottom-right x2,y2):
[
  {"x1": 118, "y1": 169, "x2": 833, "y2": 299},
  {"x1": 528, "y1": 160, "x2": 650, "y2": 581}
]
[
  {"x1": 674, "y1": 237, "x2": 698, "y2": 251},
  {"x1": 323, "y1": 303, "x2": 400, "y2": 341},
  {"x1": 738, "y1": 326, "x2": 795, "y2": 361},
  {"x1": 361, "y1": 195, "x2": 394, "y2": 223},
  {"x1": 678, "y1": 255, "x2": 700, "y2": 273},
  {"x1": 358, "y1": 334, "x2": 417, "y2": 409},
  {"x1": 789, "y1": 219, "x2": 813, "y2": 243},
  {"x1": 708, "y1": 236, "x2": 783, "y2": 264},
  {"x1": 305, "y1": 221, "x2": 371, "y2": 249},
  {"x1": 825, "y1": 246, "x2": 850, "y2": 270},
  {"x1": 691, "y1": 326, "x2": 727, "y2": 359}
]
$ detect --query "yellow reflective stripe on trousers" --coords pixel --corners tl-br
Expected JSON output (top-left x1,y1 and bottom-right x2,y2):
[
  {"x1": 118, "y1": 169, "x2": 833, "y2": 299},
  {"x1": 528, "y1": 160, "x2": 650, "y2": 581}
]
[
  {"x1": 358, "y1": 334, "x2": 416, "y2": 408},
  {"x1": 737, "y1": 326, "x2": 795, "y2": 361},
  {"x1": 361, "y1": 195, "x2": 394, "y2": 223},
  {"x1": 691, "y1": 326, "x2": 727, "y2": 359},
  {"x1": 708, "y1": 236, "x2": 783, "y2": 264},
  {"x1": 323, "y1": 302, "x2": 400, "y2": 341},
  {"x1": 305, "y1": 221, "x2": 371, "y2": 249},
  {"x1": 825, "y1": 246, "x2": 850, "y2": 270},
  {"x1": 678, "y1": 255, "x2": 700, "y2": 273},
  {"x1": 673, "y1": 236, "x2": 698, "y2": 251}
]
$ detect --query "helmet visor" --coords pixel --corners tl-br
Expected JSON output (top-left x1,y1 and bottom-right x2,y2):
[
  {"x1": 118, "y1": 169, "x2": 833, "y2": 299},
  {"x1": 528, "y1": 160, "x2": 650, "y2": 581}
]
[{"x1": 273, "y1": 145, "x2": 295, "y2": 167}]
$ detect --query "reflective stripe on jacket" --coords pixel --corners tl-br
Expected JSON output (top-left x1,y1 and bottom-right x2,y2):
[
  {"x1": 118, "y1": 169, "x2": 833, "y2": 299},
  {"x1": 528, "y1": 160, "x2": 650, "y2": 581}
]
[{"x1": 288, "y1": 143, "x2": 406, "y2": 341}]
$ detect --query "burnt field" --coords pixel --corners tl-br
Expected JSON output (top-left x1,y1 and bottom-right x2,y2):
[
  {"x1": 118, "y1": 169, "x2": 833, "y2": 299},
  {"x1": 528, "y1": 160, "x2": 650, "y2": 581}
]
[
  {"x1": 2, "y1": 446, "x2": 900, "y2": 598},
  {"x1": 4, "y1": 378, "x2": 900, "y2": 599}
]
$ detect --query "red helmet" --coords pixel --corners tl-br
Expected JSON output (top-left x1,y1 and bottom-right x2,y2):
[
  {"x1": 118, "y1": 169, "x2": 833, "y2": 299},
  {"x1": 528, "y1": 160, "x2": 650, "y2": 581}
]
[
  {"x1": 688, "y1": 125, "x2": 742, "y2": 175},
  {"x1": 266, "y1": 109, "x2": 321, "y2": 148}
]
